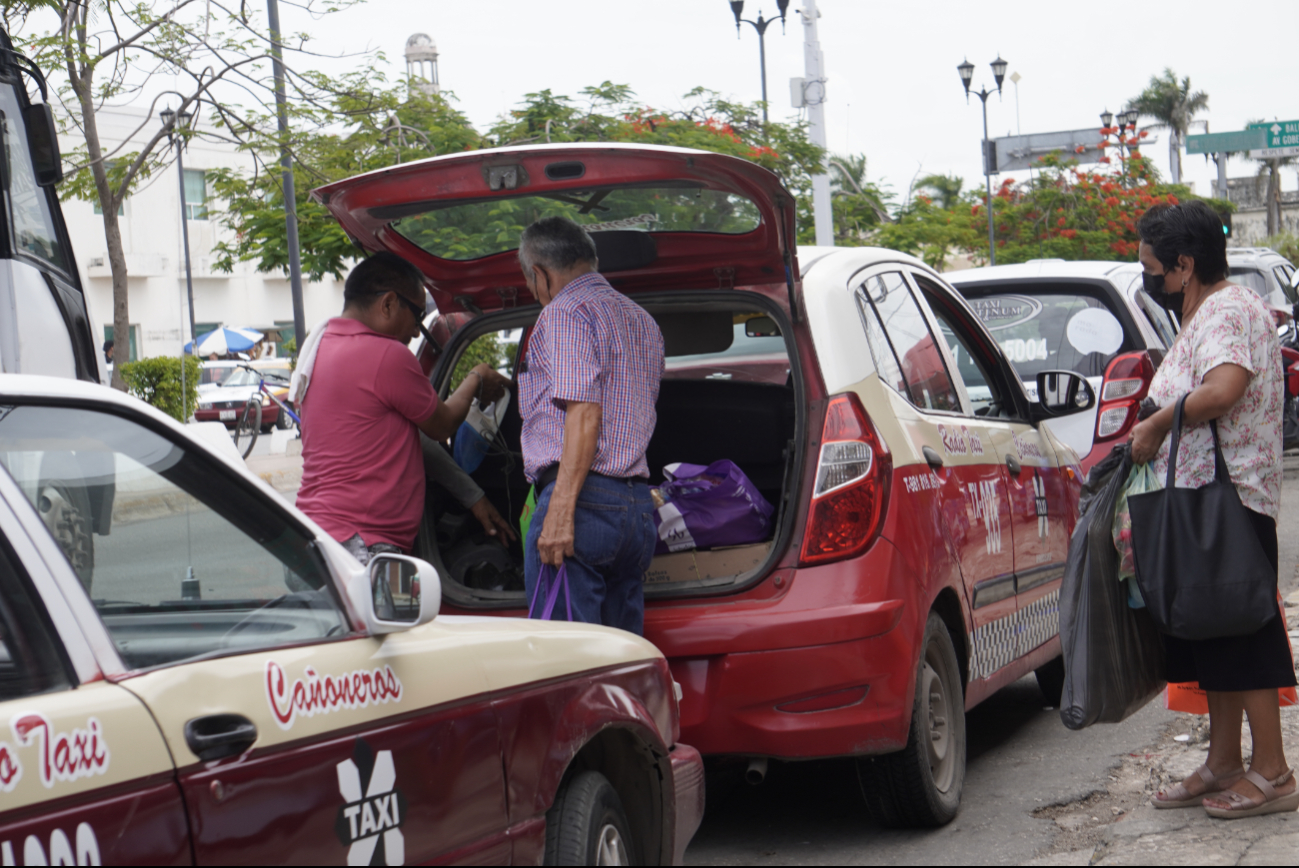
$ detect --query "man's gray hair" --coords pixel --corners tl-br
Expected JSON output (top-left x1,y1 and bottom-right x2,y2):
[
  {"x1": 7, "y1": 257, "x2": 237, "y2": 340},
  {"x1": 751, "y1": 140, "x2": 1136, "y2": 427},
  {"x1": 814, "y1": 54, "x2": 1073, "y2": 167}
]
[{"x1": 518, "y1": 216, "x2": 598, "y2": 273}]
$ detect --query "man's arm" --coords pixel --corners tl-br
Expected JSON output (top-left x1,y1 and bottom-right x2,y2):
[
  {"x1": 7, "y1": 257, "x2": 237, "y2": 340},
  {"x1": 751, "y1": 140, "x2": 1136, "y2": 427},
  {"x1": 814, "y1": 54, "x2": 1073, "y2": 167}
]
[
  {"x1": 417, "y1": 363, "x2": 509, "y2": 441},
  {"x1": 536, "y1": 401, "x2": 602, "y2": 567}
]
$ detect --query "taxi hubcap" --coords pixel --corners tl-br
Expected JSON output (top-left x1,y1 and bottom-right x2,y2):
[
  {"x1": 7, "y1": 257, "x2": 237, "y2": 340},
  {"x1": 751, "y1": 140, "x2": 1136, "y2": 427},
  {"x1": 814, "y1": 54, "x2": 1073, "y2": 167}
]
[
  {"x1": 923, "y1": 642, "x2": 955, "y2": 793},
  {"x1": 596, "y1": 824, "x2": 628, "y2": 866}
]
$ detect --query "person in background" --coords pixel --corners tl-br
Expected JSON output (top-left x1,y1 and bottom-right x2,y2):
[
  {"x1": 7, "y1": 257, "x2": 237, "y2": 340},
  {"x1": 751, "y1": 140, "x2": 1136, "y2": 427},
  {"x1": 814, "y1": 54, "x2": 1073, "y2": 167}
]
[
  {"x1": 295, "y1": 251, "x2": 511, "y2": 565},
  {"x1": 102, "y1": 339, "x2": 114, "y2": 366},
  {"x1": 517, "y1": 216, "x2": 664, "y2": 635},
  {"x1": 1130, "y1": 202, "x2": 1295, "y2": 818}
]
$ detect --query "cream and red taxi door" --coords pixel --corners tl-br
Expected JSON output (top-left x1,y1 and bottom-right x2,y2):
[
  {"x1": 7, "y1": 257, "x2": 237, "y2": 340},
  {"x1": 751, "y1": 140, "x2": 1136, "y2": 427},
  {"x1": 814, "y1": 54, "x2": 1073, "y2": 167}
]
[
  {"x1": 124, "y1": 637, "x2": 511, "y2": 866},
  {"x1": 997, "y1": 420, "x2": 1071, "y2": 660},
  {"x1": 853, "y1": 271, "x2": 1017, "y2": 680},
  {"x1": 0, "y1": 515, "x2": 189, "y2": 865}
]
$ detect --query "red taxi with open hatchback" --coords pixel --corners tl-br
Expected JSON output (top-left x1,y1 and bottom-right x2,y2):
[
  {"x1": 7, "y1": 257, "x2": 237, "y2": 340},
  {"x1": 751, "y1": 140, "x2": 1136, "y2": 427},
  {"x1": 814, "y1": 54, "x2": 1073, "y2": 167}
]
[{"x1": 315, "y1": 143, "x2": 1096, "y2": 826}]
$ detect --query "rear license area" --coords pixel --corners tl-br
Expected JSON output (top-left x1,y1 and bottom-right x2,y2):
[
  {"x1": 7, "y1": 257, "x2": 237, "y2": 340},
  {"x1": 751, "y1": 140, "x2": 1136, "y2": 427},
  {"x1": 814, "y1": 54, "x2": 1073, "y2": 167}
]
[{"x1": 219, "y1": 410, "x2": 236, "y2": 420}]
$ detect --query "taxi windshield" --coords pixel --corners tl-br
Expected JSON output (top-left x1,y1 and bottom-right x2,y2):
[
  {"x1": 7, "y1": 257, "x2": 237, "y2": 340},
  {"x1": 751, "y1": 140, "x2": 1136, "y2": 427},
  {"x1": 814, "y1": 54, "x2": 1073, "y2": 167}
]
[
  {"x1": 392, "y1": 185, "x2": 761, "y2": 261},
  {"x1": 964, "y1": 291, "x2": 1132, "y2": 379},
  {"x1": 0, "y1": 404, "x2": 349, "y2": 670}
]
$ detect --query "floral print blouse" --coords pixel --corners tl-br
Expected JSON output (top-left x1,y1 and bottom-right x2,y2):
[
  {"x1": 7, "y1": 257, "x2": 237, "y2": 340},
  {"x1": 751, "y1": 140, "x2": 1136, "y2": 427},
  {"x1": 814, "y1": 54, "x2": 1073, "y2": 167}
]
[{"x1": 1147, "y1": 284, "x2": 1283, "y2": 519}]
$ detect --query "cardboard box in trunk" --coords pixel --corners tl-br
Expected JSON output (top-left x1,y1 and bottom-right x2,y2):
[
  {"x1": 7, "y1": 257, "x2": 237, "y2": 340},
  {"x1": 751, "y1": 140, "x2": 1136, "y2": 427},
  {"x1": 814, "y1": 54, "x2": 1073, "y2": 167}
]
[{"x1": 644, "y1": 542, "x2": 769, "y2": 584}]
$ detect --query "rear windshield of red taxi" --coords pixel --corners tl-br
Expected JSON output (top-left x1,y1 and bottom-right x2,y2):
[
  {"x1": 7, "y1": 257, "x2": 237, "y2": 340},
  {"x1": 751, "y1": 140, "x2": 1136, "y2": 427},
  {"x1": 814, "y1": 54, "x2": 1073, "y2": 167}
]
[{"x1": 391, "y1": 184, "x2": 761, "y2": 261}]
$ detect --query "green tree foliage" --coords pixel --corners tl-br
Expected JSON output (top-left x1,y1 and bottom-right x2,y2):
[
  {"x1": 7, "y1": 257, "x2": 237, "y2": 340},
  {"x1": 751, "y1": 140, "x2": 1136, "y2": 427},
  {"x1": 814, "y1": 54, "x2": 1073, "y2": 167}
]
[
  {"x1": 827, "y1": 153, "x2": 893, "y2": 245},
  {"x1": 211, "y1": 82, "x2": 825, "y2": 279},
  {"x1": 1264, "y1": 233, "x2": 1299, "y2": 265},
  {"x1": 914, "y1": 174, "x2": 966, "y2": 210},
  {"x1": 119, "y1": 356, "x2": 201, "y2": 422},
  {"x1": 451, "y1": 333, "x2": 507, "y2": 390},
  {"x1": 1127, "y1": 69, "x2": 1209, "y2": 184}
]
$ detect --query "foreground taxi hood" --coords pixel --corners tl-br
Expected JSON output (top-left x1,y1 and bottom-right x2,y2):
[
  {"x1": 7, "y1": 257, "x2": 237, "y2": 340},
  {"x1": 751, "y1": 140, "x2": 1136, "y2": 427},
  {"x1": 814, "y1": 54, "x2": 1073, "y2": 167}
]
[{"x1": 312, "y1": 143, "x2": 799, "y2": 315}]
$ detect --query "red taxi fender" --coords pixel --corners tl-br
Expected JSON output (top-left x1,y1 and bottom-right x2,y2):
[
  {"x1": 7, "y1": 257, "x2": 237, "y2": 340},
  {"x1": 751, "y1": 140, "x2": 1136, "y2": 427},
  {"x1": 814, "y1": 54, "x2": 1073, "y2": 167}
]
[{"x1": 650, "y1": 598, "x2": 906, "y2": 658}]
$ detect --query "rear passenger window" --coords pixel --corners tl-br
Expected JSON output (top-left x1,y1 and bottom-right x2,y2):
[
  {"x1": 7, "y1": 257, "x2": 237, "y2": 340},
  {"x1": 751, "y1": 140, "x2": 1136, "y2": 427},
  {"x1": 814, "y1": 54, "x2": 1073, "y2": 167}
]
[
  {"x1": 1274, "y1": 267, "x2": 1296, "y2": 304},
  {"x1": 0, "y1": 538, "x2": 70, "y2": 698},
  {"x1": 855, "y1": 272, "x2": 960, "y2": 413}
]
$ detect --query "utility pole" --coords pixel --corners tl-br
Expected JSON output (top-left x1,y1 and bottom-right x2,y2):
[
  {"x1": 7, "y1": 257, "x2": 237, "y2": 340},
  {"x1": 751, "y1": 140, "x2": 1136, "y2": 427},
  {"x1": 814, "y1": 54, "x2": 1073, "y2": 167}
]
[
  {"x1": 800, "y1": 0, "x2": 833, "y2": 247},
  {"x1": 267, "y1": 0, "x2": 306, "y2": 352}
]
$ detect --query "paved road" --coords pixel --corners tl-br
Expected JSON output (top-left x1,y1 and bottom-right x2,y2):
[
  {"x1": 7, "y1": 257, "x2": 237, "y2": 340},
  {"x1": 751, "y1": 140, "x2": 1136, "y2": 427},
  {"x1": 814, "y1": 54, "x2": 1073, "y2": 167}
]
[{"x1": 683, "y1": 457, "x2": 1299, "y2": 866}]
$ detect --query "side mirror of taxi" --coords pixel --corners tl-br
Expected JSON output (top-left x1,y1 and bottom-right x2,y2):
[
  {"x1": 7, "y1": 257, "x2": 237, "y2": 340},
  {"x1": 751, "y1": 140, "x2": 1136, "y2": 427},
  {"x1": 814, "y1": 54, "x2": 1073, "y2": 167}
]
[
  {"x1": 357, "y1": 553, "x2": 441, "y2": 634},
  {"x1": 1034, "y1": 370, "x2": 1096, "y2": 418}
]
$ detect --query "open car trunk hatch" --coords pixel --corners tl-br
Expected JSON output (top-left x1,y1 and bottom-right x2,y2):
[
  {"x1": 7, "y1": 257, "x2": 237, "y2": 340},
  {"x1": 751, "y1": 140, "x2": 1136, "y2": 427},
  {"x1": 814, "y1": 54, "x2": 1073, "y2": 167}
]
[{"x1": 311, "y1": 143, "x2": 799, "y2": 315}]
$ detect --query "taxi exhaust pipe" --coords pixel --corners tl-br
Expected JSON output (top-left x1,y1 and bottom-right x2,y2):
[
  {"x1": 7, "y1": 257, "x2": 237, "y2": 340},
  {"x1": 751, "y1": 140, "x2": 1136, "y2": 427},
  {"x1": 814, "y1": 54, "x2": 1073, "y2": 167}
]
[{"x1": 745, "y1": 757, "x2": 768, "y2": 786}]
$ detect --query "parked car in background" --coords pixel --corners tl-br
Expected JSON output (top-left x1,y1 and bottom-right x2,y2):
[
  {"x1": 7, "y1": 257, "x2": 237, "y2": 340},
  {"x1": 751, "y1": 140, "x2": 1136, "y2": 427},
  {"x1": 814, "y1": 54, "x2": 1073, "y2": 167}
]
[
  {"x1": 197, "y1": 359, "x2": 241, "y2": 394},
  {"x1": 946, "y1": 260, "x2": 1176, "y2": 474},
  {"x1": 0, "y1": 373, "x2": 703, "y2": 865},
  {"x1": 314, "y1": 144, "x2": 1100, "y2": 827},
  {"x1": 1227, "y1": 247, "x2": 1297, "y2": 310},
  {"x1": 195, "y1": 360, "x2": 293, "y2": 431}
]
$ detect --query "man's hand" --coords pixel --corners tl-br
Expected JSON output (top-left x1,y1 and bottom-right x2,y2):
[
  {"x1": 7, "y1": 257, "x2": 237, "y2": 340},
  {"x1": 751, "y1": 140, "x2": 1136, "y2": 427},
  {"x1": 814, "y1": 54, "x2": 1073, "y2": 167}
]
[
  {"x1": 537, "y1": 503, "x2": 575, "y2": 567},
  {"x1": 472, "y1": 364, "x2": 510, "y2": 404},
  {"x1": 470, "y1": 495, "x2": 517, "y2": 543}
]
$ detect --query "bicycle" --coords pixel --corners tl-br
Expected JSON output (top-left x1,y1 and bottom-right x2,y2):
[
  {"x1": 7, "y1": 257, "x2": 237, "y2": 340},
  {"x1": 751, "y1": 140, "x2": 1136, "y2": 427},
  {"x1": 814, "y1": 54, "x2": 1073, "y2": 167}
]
[{"x1": 233, "y1": 364, "x2": 300, "y2": 459}]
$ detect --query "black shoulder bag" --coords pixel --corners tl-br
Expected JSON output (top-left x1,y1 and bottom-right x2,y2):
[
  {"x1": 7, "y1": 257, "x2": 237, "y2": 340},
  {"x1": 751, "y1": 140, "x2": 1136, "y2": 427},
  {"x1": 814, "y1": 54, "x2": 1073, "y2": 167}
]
[{"x1": 1129, "y1": 395, "x2": 1277, "y2": 640}]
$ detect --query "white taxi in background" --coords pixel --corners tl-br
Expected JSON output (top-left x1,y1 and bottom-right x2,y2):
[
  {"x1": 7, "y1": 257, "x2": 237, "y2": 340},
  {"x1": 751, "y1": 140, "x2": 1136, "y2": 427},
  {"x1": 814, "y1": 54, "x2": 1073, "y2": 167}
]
[{"x1": 0, "y1": 374, "x2": 702, "y2": 865}]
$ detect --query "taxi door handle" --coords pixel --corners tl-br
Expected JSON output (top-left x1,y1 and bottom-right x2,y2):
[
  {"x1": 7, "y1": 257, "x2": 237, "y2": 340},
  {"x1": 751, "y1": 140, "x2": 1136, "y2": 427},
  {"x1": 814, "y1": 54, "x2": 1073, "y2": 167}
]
[
  {"x1": 1005, "y1": 454, "x2": 1022, "y2": 476},
  {"x1": 923, "y1": 445, "x2": 944, "y2": 470},
  {"x1": 185, "y1": 714, "x2": 258, "y2": 761}
]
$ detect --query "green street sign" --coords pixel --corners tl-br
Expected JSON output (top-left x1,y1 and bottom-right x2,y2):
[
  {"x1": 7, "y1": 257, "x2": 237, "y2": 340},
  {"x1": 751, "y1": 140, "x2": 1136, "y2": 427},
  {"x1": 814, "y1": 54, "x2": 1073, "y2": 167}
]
[
  {"x1": 1249, "y1": 120, "x2": 1299, "y2": 149},
  {"x1": 1185, "y1": 129, "x2": 1266, "y2": 154},
  {"x1": 1246, "y1": 120, "x2": 1299, "y2": 157}
]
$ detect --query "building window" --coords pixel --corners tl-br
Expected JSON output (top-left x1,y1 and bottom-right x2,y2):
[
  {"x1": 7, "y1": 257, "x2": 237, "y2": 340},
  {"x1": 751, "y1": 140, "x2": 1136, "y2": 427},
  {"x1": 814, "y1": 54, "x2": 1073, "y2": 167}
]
[
  {"x1": 184, "y1": 169, "x2": 207, "y2": 221},
  {"x1": 104, "y1": 324, "x2": 139, "y2": 362}
]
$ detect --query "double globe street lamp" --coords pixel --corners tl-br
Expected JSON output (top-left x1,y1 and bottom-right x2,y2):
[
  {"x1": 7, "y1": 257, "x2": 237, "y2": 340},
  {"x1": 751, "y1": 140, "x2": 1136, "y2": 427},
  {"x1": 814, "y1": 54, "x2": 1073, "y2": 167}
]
[
  {"x1": 957, "y1": 55, "x2": 1008, "y2": 266},
  {"x1": 728, "y1": 0, "x2": 790, "y2": 124},
  {"x1": 1100, "y1": 107, "x2": 1140, "y2": 183}
]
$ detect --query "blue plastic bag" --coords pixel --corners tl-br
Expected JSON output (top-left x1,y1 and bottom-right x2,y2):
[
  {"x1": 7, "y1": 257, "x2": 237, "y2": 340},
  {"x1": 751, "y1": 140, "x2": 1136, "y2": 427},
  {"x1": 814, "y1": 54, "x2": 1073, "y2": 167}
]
[{"x1": 652, "y1": 460, "x2": 774, "y2": 554}]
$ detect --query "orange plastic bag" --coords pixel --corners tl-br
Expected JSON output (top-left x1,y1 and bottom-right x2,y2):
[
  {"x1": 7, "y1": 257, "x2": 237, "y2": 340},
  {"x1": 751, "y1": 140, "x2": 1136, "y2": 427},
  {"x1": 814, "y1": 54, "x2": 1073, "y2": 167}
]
[{"x1": 1166, "y1": 597, "x2": 1297, "y2": 713}]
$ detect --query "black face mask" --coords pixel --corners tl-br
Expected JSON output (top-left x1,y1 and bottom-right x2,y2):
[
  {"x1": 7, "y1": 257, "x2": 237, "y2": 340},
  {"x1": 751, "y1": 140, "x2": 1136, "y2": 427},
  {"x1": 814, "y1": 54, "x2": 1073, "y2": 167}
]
[{"x1": 1142, "y1": 271, "x2": 1184, "y2": 315}]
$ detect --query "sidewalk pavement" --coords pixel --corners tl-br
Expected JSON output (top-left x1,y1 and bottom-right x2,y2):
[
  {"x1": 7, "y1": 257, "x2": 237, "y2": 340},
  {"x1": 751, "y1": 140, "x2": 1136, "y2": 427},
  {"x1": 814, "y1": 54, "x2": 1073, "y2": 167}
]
[{"x1": 245, "y1": 448, "x2": 303, "y2": 504}]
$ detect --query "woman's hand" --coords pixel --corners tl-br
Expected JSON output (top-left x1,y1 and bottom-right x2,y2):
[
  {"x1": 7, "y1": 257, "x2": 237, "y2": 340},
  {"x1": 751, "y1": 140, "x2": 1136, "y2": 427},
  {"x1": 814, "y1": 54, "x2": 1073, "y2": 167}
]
[{"x1": 1129, "y1": 416, "x2": 1165, "y2": 464}]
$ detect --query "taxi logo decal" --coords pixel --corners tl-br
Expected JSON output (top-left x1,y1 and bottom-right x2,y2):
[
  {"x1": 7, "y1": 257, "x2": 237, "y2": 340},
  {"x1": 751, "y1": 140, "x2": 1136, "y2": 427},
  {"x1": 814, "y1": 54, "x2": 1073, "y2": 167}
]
[
  {"x1": 0, "y1": 741, "x2": 20, "y2": 792},
  {"x1": 1033, "y1": 471, "x2": 1049, "y2": 538},
  {"x1": 335, "y1": 739, "x2": 406, "y2": 866},
  {"x1": 938, "y1": 424, "x2": 984, "y2": 456},
  {"x1": 265, "y1": 660, "x2": 403, "y2": 730},
  {"x1": 1013, "y1": 432, "x2": 1045, "y2": 462},
  {"x1": 9, "y1": 714, "x2": 109, "y2": 788}
]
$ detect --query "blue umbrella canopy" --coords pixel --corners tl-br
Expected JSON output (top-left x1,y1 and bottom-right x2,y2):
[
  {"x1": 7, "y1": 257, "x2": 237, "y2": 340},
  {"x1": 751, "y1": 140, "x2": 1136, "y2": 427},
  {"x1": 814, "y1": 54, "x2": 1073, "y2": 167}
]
[{"x1": 184, "y1": 326, "x2": 262, "y2": 355}]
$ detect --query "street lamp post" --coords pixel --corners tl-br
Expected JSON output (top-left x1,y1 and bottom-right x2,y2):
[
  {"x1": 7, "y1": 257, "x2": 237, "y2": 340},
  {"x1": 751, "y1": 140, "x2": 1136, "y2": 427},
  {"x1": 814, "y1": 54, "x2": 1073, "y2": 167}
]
[
  {"x1": 958, "y1": 55, "x2": 1008, "y2": 266},
  {"x1": 160, "y1": 106, "x2": 197, "y2": 352},
  {"x1": 729, "y1": 0, "x2": 790, "y2": 123},
  {"x1": 266, "y1": 0, "x2": 306, "y2": 355},
  {"x1": 1100, "y1": 108, "x2": 1140, "y2": 184}
]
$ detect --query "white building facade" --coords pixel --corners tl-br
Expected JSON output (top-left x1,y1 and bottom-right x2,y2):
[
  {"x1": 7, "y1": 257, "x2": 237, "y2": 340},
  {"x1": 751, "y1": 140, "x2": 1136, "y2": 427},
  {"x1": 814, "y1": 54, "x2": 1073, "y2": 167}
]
[{"x1": 63, "y1": 105, "x2": 346, "y2": 362}]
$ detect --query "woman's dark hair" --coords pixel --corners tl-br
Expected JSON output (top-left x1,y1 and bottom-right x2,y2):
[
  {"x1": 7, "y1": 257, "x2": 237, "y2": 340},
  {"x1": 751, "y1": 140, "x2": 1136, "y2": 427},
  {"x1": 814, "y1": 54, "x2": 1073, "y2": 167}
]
[
  {"x1": 518, "y1": 216, "x2": 598, "y2": 273},
  {"x1": 1136, "y1": 201, "x2": 1228, "y2": 285},
  {"x1": 344, "y1": 251, "x2": 424, "y2": 308}
]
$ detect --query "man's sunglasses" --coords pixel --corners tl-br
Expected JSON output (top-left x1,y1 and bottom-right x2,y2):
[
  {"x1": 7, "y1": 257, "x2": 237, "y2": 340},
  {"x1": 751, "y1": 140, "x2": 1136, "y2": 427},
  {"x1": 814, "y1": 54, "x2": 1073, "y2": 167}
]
[{"x1": 364, "y1": 290, "x2": 436, "y2": 345}]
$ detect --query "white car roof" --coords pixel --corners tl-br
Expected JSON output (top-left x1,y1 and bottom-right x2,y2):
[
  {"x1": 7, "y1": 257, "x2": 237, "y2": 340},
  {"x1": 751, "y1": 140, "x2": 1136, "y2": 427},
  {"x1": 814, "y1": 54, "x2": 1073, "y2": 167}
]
[{"x1": 944, "y1": 260, "x2": 1140, "y2": 283}]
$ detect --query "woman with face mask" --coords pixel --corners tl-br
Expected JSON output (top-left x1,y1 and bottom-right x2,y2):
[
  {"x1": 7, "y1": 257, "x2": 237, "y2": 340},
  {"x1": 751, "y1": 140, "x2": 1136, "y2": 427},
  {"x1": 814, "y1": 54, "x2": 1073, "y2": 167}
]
[{"x1": 1128, "y1": 201, "x2": 1295, "y2": 819}]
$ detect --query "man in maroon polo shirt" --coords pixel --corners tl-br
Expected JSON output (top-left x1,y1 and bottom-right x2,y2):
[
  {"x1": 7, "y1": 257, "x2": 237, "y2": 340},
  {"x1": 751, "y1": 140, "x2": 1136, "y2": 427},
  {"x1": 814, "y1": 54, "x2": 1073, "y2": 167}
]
[{"x1": 296, "y1": 252, "x2": 509, "y2": 564}]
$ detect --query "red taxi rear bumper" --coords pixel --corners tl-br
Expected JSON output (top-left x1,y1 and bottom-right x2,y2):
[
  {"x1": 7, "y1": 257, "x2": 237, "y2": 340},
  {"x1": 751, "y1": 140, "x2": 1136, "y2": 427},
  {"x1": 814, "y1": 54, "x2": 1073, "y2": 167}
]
[{"x1": 646, "y1": 538, "x2": 918, "y2": 760}]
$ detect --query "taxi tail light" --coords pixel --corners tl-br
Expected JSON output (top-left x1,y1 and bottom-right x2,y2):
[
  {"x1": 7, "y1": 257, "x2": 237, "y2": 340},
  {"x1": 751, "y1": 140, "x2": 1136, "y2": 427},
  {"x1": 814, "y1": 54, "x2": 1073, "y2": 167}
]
[
  {"x1": 800, "y1": 393, "x2": 891, "y2": 567},
  {"x1": 1280, "y1": 346, "x2": 1299, "y2": 398},
  {"x1": 1093, "y1": 351, "x2": 1154, "y2": 445}
]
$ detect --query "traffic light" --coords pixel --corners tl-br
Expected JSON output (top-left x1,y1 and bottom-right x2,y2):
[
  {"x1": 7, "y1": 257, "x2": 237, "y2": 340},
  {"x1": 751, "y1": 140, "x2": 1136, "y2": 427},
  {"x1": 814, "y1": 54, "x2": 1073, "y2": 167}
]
[{"x1": 1222, "y1": 211, "x2": 1233, "y2": 238}]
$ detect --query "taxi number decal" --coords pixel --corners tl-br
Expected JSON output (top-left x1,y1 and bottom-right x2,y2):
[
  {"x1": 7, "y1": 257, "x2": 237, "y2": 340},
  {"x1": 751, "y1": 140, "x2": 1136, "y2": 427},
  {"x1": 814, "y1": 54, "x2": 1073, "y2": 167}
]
[
  {"x1": 902, "y1": 472, "x2": 941, "y2": 494},
  {"x1": 9, "y1": 714, "x2": 109, "y2": 788},
  {"x1": 966, "y1": 480, "x2": 1003, "y2": 555},
  {"x1": 1, "y1": 823, "x2": 100, "y2": 866},
  {"x1": 266, "y1": 660, "x2": 403, "y2": 730},
  {"x1": 937, "y1": 424, "x2": 985, "y2": 456}
]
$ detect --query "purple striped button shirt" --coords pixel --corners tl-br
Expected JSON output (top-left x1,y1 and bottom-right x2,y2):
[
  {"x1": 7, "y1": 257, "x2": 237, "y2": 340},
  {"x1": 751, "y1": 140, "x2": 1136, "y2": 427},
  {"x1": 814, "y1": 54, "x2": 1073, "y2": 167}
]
[{"x1": 520, "y1": 271, "x2": 664, "y2": 483}]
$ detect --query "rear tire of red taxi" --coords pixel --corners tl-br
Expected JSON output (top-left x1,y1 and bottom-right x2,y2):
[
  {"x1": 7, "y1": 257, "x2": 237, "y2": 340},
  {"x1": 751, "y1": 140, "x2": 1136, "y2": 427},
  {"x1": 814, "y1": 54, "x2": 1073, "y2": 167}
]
[
  {"x1": 857, "y1": 612, "x2": 966, "y2": 828},
  {"x1": 545, "y1": 770, "x2": 636, "y2": 866}
]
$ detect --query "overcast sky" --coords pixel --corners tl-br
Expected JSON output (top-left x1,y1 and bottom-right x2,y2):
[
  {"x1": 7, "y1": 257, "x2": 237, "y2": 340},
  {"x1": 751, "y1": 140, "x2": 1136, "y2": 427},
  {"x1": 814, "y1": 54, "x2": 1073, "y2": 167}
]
[{"x1": 282, "y1": 0, "x2": 1297, "y2": 203}]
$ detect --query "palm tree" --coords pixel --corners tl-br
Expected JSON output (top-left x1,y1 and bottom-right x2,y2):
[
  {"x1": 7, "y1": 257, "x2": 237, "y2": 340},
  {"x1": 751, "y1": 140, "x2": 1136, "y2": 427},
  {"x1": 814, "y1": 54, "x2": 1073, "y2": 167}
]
[
  {"x1": 829, "y1": 153, "x2": 892, "y2": 224},
  {"x1": 1127, "y1": 69, "x2": 1209, "y2": 184},
  {"x1": 914, "y1": 173, "x2": 965, "y2": 210}
]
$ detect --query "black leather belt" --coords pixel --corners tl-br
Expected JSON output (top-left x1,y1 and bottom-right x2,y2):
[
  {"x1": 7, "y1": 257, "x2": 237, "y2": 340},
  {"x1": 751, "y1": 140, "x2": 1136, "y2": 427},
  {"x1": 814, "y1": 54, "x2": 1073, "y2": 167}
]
[{"x1": 534, "y1": 464, "x2": 645, "y2": 491}]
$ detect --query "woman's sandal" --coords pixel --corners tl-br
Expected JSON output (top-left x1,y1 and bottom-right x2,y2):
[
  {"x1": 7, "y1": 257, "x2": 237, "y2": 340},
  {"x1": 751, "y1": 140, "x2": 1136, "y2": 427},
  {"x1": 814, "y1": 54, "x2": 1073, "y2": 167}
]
[
  {"x1": 1152, "y1": 764, "x2": 1245, "y2": 809},
  {"x1": 1203, "y1": 769, "x2": 1299, "y2": 819}
]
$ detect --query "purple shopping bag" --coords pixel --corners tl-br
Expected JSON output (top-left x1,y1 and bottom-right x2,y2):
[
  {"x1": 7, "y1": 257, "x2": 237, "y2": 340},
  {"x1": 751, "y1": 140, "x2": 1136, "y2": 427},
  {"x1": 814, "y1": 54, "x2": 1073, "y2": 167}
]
[
  {"x1": 528, "y1": 563, "x2": 573, "y2": 621},
  {"x1": 652, "y1": 460, "x2": 774, "y2": 554}
]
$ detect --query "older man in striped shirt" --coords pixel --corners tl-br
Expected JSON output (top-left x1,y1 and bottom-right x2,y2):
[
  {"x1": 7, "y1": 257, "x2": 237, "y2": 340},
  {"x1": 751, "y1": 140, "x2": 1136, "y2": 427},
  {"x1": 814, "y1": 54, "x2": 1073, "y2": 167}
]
[{"x1": 518, "y1": 216, "x2": 664, "y2": 635}]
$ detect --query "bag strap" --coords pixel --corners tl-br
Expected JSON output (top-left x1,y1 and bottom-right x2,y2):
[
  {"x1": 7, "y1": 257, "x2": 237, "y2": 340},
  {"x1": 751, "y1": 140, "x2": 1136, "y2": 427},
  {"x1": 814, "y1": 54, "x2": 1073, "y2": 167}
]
[
  {"x1": 527, "y1": 565, "x2": 552, "y2": 619},
  {"x1": 530, "y1": 563, "x2": 573, "y2": 621},
  {"x1": 1165, "y1": 394, "x2": 1232, "y2": 489}
]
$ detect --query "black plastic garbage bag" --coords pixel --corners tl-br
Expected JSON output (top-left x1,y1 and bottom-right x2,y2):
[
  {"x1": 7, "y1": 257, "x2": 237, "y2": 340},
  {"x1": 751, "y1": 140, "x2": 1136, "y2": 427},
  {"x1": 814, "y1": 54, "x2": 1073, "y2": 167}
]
[{"x1": 1059, "y1": 444, "x2": 1166, "y2": 730}]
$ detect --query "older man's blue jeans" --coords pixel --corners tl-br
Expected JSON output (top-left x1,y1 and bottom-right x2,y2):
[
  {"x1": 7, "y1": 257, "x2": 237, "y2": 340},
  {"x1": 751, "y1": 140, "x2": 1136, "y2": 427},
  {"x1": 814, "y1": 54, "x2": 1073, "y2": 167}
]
[{"x1": 524, "y1": 475, "x2": 656, "y2": 635}]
